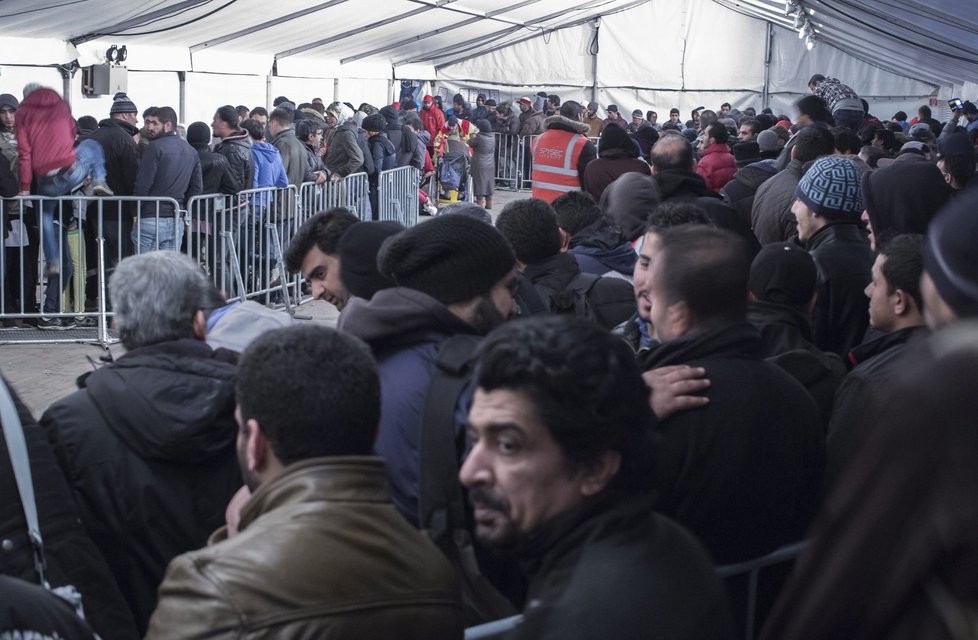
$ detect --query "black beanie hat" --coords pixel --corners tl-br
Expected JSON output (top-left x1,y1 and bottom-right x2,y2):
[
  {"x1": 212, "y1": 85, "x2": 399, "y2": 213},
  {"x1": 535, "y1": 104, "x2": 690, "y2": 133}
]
[
  {"x1": 362, "y1": 113, "x2": 386, "y2": 132},
  {"x1": 378, "y1": 214, "x2": 515, "y2": 305},
  {"x1": 337, "y1": 221, "x2": 404, "y2": 301},
  {"x1": 749, "y1": 242, "x2": 817, "y2": 308},
  {"x1": 186, "y1": 121, "x2": 211, "y2": 147},
  {"x1": 109, "y1": 92, "x2": 137, "y2": 115},
  {"x1": 925, "y1": 187, "x2": 978, "y2": 318}
]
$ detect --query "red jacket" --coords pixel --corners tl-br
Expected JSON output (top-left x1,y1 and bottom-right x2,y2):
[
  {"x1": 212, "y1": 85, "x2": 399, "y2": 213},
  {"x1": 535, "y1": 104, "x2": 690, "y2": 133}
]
[
  {"x1": 16, "y1": 88, "x2": 76, "y2": 192},
  {"x1": 696, "y1": 143, "x2": 737, "y2": 192},
  {"x1": 420, "y1": 104, "x2": 446, "y2": 145}
]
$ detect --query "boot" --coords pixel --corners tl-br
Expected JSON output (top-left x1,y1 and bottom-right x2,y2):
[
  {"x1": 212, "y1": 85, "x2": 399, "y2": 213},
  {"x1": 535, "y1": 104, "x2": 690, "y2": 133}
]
[{"x1": 485, "y1": 197, "x2": 493, "y2": 210}]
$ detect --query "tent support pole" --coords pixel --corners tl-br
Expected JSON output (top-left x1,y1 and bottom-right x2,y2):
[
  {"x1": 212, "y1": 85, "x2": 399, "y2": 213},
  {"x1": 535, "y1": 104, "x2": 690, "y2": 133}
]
[
  {"x1": 177, "y1": 71, "x2": 187, "y2": 123},
  {"x1": 266, "y1": 67, "x2": 273, "y2": 110},
  {"x1": 762, "y1": 21, "x2": 773, "y2": 109},
  {"x1": 590, "y1": 18, "x2": 600, "y2": 104},
  {"x1": 333, "y1": 78, "x2": 340, "y2": 103},
  {"x1": 57, "y1": 61, "x2": 78, "y2": 105}
]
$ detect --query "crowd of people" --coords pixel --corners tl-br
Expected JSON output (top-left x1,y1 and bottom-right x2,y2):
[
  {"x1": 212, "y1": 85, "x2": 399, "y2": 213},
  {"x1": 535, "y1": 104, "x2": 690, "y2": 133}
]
[{"x1": 2, "y1": 72, "x2": 978, "y2": 640}]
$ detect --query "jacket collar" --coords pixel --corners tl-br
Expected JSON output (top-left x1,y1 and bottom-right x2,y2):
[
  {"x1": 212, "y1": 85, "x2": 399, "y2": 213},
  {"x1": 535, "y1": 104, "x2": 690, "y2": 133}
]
[
  {"x1": 543, "y1": 114, "x2": 589, "y2": 134},
  {"x1": 522, "y1": 253, "x2": 580, "y2": 287},
  {"x1": 847, "y1": 324, "x2": 929, "y2": 367},
  {"x1": 642, "y1": 322, "x2": 761, "y2": 370},
  {"x1": 804, "y1": 220, "x2": 867, "y2": 251},
  {"x1": 747, "y1": 300, "x2": 816, "y2": 344},
  {"x1": 239, "y1": 457, "x2": 390, "y2": 532}
]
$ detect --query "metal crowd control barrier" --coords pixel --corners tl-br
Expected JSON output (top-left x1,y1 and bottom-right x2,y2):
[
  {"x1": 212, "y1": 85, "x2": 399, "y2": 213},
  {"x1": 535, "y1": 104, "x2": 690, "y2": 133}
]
[
  {"x1": 716, "y1": 541, "x2": 807, "y2": 640},
  {"x1": 492, "y1": 134, "x2": 541, "y2": 192},
  {"x1": 0, "y1": 194, "x2": 184, "y2": 347},
  {"x1": 297, "y1": 172, "x2": 370, "y2": 221},
  {"x1": 378, "y1": 166, "x2": 420, "y2": 227}
]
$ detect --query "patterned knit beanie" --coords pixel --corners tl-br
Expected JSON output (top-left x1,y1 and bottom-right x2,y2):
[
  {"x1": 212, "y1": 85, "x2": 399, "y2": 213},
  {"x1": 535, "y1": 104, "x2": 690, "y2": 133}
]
[
  {"x1": 109, "y1": 92, "x2": 137, "y2": 115},
  {"x1": 794, "y1": 156, "x2": 863, "y2": 220},
  {"x1": 378, "y1": 214, "x2": 515, "y2": 305}
]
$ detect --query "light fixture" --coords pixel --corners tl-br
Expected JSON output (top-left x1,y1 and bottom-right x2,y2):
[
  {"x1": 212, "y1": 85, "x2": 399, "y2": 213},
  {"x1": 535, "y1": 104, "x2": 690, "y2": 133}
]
[
  {"x1": 784, "y1": 0, "x2": 799, "y2": 16},
  {"x1": 805, "y1": 34, "x2": 816, "y2": 50},
  {"x1": 117, "y1": 45, "x2": 127, "y2": 62},
  {"x1": 793, "y1": 12, "x2": 805, "y2": 29}
]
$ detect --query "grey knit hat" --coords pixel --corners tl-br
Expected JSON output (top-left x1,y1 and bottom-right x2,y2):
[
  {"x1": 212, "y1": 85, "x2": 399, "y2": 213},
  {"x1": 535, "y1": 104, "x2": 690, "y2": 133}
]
[
  {"x1": 794, "y1": 156, "x2": 863, "y2": 220},
  {"x1": 109, "y1": 92, "x2": 137, "y2": 115}
]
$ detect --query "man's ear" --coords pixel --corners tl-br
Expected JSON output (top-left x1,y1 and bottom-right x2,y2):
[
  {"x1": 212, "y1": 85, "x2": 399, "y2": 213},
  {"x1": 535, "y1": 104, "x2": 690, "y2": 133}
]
[
  {"x1": 893, "y1": 288, "x2": 913, "y2": 317},
  {"x1": 245, "y1": 418, "x2": 270, "y2": 476},
  {"x1": 558, "y1": 228, "x2": 572, "y2": 253},
  {"x1": 668, "y1": 300, "x2": 693, "y2": 338},
  {"x1": 580, "y1": 450, "x2": 622, "y2": 497},
  {"x1": 192, "y1": 310, "x2": 207, "y2": 341}
]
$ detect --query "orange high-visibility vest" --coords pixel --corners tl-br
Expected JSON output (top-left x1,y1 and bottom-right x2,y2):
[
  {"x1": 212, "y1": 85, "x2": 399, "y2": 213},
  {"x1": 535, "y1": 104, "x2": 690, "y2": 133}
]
[{"x1": 530, "y1": 129, "x2": 588, "y2": 203}]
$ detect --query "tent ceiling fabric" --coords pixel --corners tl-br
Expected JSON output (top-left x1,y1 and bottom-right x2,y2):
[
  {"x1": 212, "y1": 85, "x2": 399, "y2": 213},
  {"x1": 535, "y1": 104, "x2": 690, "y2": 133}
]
[{"x1": 0, "y1": 0, "x2": 973, "y2": 90}]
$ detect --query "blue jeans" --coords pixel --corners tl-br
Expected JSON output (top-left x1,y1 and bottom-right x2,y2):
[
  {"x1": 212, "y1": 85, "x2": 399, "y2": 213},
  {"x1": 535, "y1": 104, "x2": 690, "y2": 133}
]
[
  {"x1": 132, "y1": 217, "x2": 184, "y2": 253},
  {"x1": 833, "y1": 108, "x2": 865, "y2": 133}
]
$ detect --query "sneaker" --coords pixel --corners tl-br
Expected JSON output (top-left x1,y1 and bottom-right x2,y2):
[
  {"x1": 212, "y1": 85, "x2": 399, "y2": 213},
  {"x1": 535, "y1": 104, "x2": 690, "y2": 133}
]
[
  {"x1": 90, "y1": 180, "x2": 114, "y2": 197},
  {"x1": 74, "y1": 316, "x2": 98, "y2": 328},
  {"x1": 36, "y1": 317, "x2": 76, "y2": 330},
  {"x1": 1, "y1": 318, "x2": 26, "y2": 329}
]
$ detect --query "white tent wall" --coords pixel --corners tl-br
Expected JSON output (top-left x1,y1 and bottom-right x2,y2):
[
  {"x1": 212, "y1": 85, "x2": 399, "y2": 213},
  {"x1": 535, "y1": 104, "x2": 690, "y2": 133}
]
[{"x1": 437, "y1": 0, "x2": 940, "y2": 123}]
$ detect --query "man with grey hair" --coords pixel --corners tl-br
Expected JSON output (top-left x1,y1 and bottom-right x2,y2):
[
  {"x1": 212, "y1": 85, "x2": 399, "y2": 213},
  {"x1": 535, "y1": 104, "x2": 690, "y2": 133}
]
[{"x1": 41, "y1": 251, "x2": 241, "y2": 635}]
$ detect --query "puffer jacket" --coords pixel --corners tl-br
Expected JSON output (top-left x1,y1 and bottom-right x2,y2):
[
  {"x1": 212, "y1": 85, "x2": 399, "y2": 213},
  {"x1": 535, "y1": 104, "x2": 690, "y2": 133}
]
[
  {"x1": 40, "y1": 340, "x2": 242, "y2": 635},
  {"x1": 145, "y1": 457, "x2": 463, "y2": 639},
  {"x1": 695, "y1": 143, "x2": 737, "y2": 192},
  {"x1": 325, "y1": 122, "x2": 365, "y2": 177},
  {"x1": 192, "y1": 145, "x2": 237, "y2": 195},
  {"x1": 251, "y1": 142, "x2": 288, "y2": 189},
  {"x1": 213, "y1": 130, "x2": 254, "y2": 193},
  {"x1": 720, "y1": 159, "x2": 778, "y2": 226}
]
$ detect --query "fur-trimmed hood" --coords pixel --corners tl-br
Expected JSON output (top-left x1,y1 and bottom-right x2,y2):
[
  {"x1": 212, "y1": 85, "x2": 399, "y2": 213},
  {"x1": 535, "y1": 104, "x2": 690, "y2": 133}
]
[{"x1": 544, "y1": 114, "x2": 590, "y2": 135}]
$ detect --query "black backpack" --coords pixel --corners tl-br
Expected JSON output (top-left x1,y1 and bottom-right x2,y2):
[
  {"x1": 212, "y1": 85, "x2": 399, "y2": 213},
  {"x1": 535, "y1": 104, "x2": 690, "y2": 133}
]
[{"x1": 533, "y1": 272, "x2": 601, "y2": 321}]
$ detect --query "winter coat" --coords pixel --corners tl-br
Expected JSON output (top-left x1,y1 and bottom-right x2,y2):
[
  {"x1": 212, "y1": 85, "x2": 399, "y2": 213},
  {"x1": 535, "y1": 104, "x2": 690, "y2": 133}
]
[
  {"x1": 521, "y1": 253, "x2": 636, "y2": 330},
  {"x1": 510, "y1": 495, "x2": 734, "y2": 640},
  {"x1": 303, "y1": 141, "x2": 326, "y2": 183},
  {"x1": 802, "y1": 221, "x2": 874, "y2": 357},
  {"x1": 567, "y1": 215, "x2": 637, "y2": 278},
  {"x1": 337, "y1": 288, "x2": 479, "y2": 525},
  {"x1": 642, "y1": 323, "x2": 825, "y2": 564},
  {"x1": 213, "y1": 130, "x2": 254, "y2": 194},
  {"x1": 720, "y1": 159, "x2": 778, "y2": 227},
  {"x1": 0, "y1": 378, "x2": 138, "y2": 639},
  {"x1": 826, "y1": 325, "x2": 928, "y2": 485},
  {"x1": 133, "y1": 132, "x2": 203, "y2": 216},
  {"x1": 598, "y1": 172, "x2": 659, "y2": 242},
  {"x1": 600, "y1": 115, "x2": 628, "y2": 132},
  {"x1": 192, "y1": 145, "x2": 237, "y2": 195},
  {"x1": 421, "y1": 104, "x2": 446, "y2": 143},
  {"x1": 655, "y1": 170, "x2": 761, "y2": 258},
  {"x1": 748, "y1": 300, "x2": 846, "y2": 428},
  {"x1": 0, "y1": 575, "x2": 99, "y2": 640},
  {"x1": 40, "y1": 340, "x2": 243, "y2": 635},
  {"x1": 367, "y1": 133, "x2": 396, "y2": 179},
  {"x1": 89, "y1": 117, "x2": 140, "y2": 196},
  {"x1": 251, "y1": 141, "x2": 288, "y2": 189},
  {"x1": 380, "y1": 105, "x2": 416, "y2": 168},
  {"x1": 468, "y1": 130, "x2": 496, "y2": 196},
  {"x1": 584, "y1": 114, "x2": 603, "y2": 138},
  {"x1": 15, "y1": 87, "x2": 75, "y2": 192},
  {"x1": 862, "y1": 161, "x2": 952, "y2": 241},
  {"x1": 146, "y1": 457, "x2": 463, "y2": 639},
  {"x1": 518, "y1": 108, "x2": 546, "y2": 136},
  {"x1": 269, "y1": 128, "x2": 307, "y2": 187},
  {"x1": 583, "y1": 152, "x2": 650, "y2": 203},
  {"x1": 695, "y1": 143, "x2": 738, "y2": 192},
  {"x1": 751, "y1": 158, "x2": 807, "y2": 244}
]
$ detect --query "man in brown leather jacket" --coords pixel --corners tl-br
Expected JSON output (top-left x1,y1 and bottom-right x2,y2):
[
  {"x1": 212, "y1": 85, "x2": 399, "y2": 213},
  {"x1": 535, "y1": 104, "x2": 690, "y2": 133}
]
[{"x1": 145, "y1": 325, "x2": 464, "y2": 639}]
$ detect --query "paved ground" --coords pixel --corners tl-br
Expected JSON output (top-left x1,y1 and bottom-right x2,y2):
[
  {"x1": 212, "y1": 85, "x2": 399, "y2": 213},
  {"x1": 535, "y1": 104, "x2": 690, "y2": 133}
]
[{"x1": 0, "y1": 190, "x2": 532, "y2": 418}]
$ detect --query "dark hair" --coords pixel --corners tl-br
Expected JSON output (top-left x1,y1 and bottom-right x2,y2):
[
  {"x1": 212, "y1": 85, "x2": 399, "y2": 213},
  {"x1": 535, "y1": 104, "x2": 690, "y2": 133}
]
[
  {"x1": 237, "y1": 325, "x2": 380, "y2": 465},
  {"x1": 495, "y1": 198, "x2": 561, "y2": 264},
  {"x1": 720, "y1": 102, "x2": 732, "y2": 109},
  {"x1": 808, "y1": 74, "x2": 826, "y2": 86},
  {"x1": 942, "y1": 151, "x2": 977, "y2": 190},
  {"x1": 273, "y1": 96, "x2": 290, "y2": 107},
  {"x1": 236, "y1": 105, "x2": 250, "y2": 121},
  {"x1": 559, "y1": 100, "x2": 582, "y2": 120},
  {"x1": 401, "y1": 98, "x2": 417, "y2": 111},
  {"x1": 879, "y1": 234, "x2": 925, "y2": 312},
  {"x1": 793, "y1": 126, "x2": 835, "y2": 163},
  {"x1": 918, "y1": 105, "x2": 932, "y2": 118},
  {"x1": 241, "y1": 118, "x2": 264, "y2": 141},
  {"x1": 885, "y1": 121, "x2": 904, "y2": 133},
  {"x1": 707, "y1": 122, "x2": 728, "y2": 144},
  {"x1": 76, "y1": 115, "x2": 98, "y2": 133},
  {"x1": 552, "y1": 190, "x2": 601, "y2": 236},
  {"x1": 893, "y1": 111, "x2": 908, "y2": 121},
  {"x1": 873, "y1": 128, "x2": 898, "y2": 153},
  {"x1": 250, "y1": 106, "x2": 268, "y2": 118},
  {"x1": 295, "y1": 118, "x2": 323, "y2": 142},
  {"x1": 647, "y1": 110, "x2": 656, "y2": 121},
  {"x1": 548, "y1": 94, "x2": 560, "y2": 106},
  {"x1": 215, "y1": 104, "x2": 239, "y2": 128},
  {"x1": 269, "y1": 107, "x2": 292, "y2": 126},
  {"x1": 741, "y1": 118, "x2": 762, "y2": 136},
  {"x1": 651, "y1": 135, "x2": 694, "y2": 172},
  {"x1": 142, "y1": 106, "x2": 159, "y2": 120},
  {"x1": 156, "y1": 106, "x2": 178, "y2": 128},
  {"x1": 657, "y1": 226, "x2": 748, "y2": 327},
  {"x1": 474, "y1": 315, "x2": 654, "y2": 493},
  {"x1": 698, "y1": 109, "x2": 718, "y2": 130},
  {"x1": 284, "y1": 207, "x2": 360, "y2": 273},
  {"x1": 796, "y1": 95, "x2": 833, "y2": 124},
  {"x1": 646, "y1": 201, "x2": 711, "y2": 234},
  {"x1": 831, "y1": 126, "x2": 862, "y2": 154},
  {"x1": 860, "y1": 98, "x2": 871, "y2": 114}
]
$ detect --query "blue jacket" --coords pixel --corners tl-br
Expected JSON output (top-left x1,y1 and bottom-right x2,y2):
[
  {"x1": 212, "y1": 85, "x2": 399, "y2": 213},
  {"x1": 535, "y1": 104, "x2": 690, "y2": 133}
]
[
  {"x1": 251, "y1": 142, "x2": 287, "y2": 190},
  {"x1": 567, "y1": 216, "x2": 637, "y2": 277},
  {"x1": 337, "y1": 288, "x2": 477, "y2": 525}
]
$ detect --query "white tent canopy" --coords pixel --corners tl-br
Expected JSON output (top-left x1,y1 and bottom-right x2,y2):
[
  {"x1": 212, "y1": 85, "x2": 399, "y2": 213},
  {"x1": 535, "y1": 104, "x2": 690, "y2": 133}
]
[{"x1": 0, "y1": 0, "x2": 974, "y2": 124}]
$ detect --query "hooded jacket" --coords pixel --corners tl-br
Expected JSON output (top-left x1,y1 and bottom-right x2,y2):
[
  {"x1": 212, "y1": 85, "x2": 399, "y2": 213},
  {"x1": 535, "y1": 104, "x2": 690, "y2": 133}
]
[
  {"x1": 584, "y1": 124, "x2": 649, "y2": 202},
  {"x1": 420, "y1": 100, "x2": 446, "y2": 144},
  {"x1": 191, "y1": 143, "x2": 237, "y2": 195},
  {"x1": 213, "y1": 129, "x2": 254, "y2": 194},
  {"x1": 324, "y1": 121, "x2": 364, "y2": 178},
  {"x1": 656, "y1": 169, "x2": 762, "y2": 258},
  {"x1": 522, "y1": 253, "x2": 636, "y2": 330},
  {"x1": 598, "y1": 172, "x2": 659, "y2": 242},
  {"x1": 89, "y1": 117, "x2": 140, "y2": 196},
  {"x1": 567, "y1": 215, "x2": 637, "y2": 278},
  {"x1": 751, "y1": 158, "x2": 807, "y2": 244},
  {"x1": 15, "y1": 87, "x2": 75, "y2": 192},
  {"x1": 146, "y1": 457, "x2": 464, "y2": 639},
  {"x1": 338, "y1": 288, "x2": 478, "y2": 525},
  {"x1": 380, "y1": 105, "x2": 416, "y2": 168},
  {"x1": 367, "y1": 132, "x2": 397, "y2": 179},
  {"x1": 510, "y1": 494, "x2": 734, "y2": 640},
  {"x1": 518, "y1": 107, "x2": 546, "y2": 136},
  {"x1": 40, "y1": 340, "x2": 242, "y2": 634},
  {"x1": 641, "y1": 323, "x2": 825, "y2": 564},
  {"x1": 695, "y1": 142, "x2": 737, "y2": 192},
  {"x1": 720, "y1": 160, "x2": 778, "y2": 226},
  {"x1": 803, "y1": 221, "x2": 874, "y2": 357},
  {"x1": 250, "y1": 141, "x2": 288, "y2": 190},
  {"x1": 862, "y1": 162, "x2": 953, "y2": 241}
]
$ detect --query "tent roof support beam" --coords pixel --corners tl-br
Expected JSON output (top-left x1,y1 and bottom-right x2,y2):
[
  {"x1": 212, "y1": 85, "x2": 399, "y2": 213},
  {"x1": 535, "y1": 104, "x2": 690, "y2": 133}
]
[
  {"x1": 190, "y1": 0, "x2": 350, "y2": 52},
  {"x1": 70, "y1": 0, "x2": 212, "y2": 45}
]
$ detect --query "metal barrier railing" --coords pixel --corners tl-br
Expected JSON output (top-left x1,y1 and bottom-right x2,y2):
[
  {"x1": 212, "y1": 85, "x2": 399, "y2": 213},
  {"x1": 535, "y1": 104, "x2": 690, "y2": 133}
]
[
  {"x1": 0, "y1": 168, "x2": 414, "y2": 346},
  {"x1": 492, "y1": 134, "x2": 541, "y2": 192},
  {"x1": 378, "y1": 166, "x2": 420, "y2": 227}
]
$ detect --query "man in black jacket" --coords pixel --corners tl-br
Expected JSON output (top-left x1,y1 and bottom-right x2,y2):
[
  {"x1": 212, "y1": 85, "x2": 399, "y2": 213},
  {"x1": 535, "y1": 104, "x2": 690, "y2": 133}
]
[
  {"x1": 211, "y1": 104, "x2": 253, "y2": 193},
  {"x1": 826, "y1": 234, "x2": 928, "y2": 484},
  {"x1": 641, "y1": 225, "x2": 824, "y2": 564},
  {"x1": 89, "y1": 92, "x2": 141, "y2": 266},
  {"x1": 552, "y1": 190, "x2": 636, "y2": 280},
  {"x1": 186, "y1": 121, "x2": 237, "y2": 195},
  {"x1": 791, "y1": 156, "x2": 874, "y2": 356},
  {"x1": 41, "y1": 251, "x2": 242, "y2": 635},
  {"x1": 461, "y1": 315, "x2": 734, "y2": 640},
  {"x1": 495, "y1": 198, "x2": 636, "y2": 331}
]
